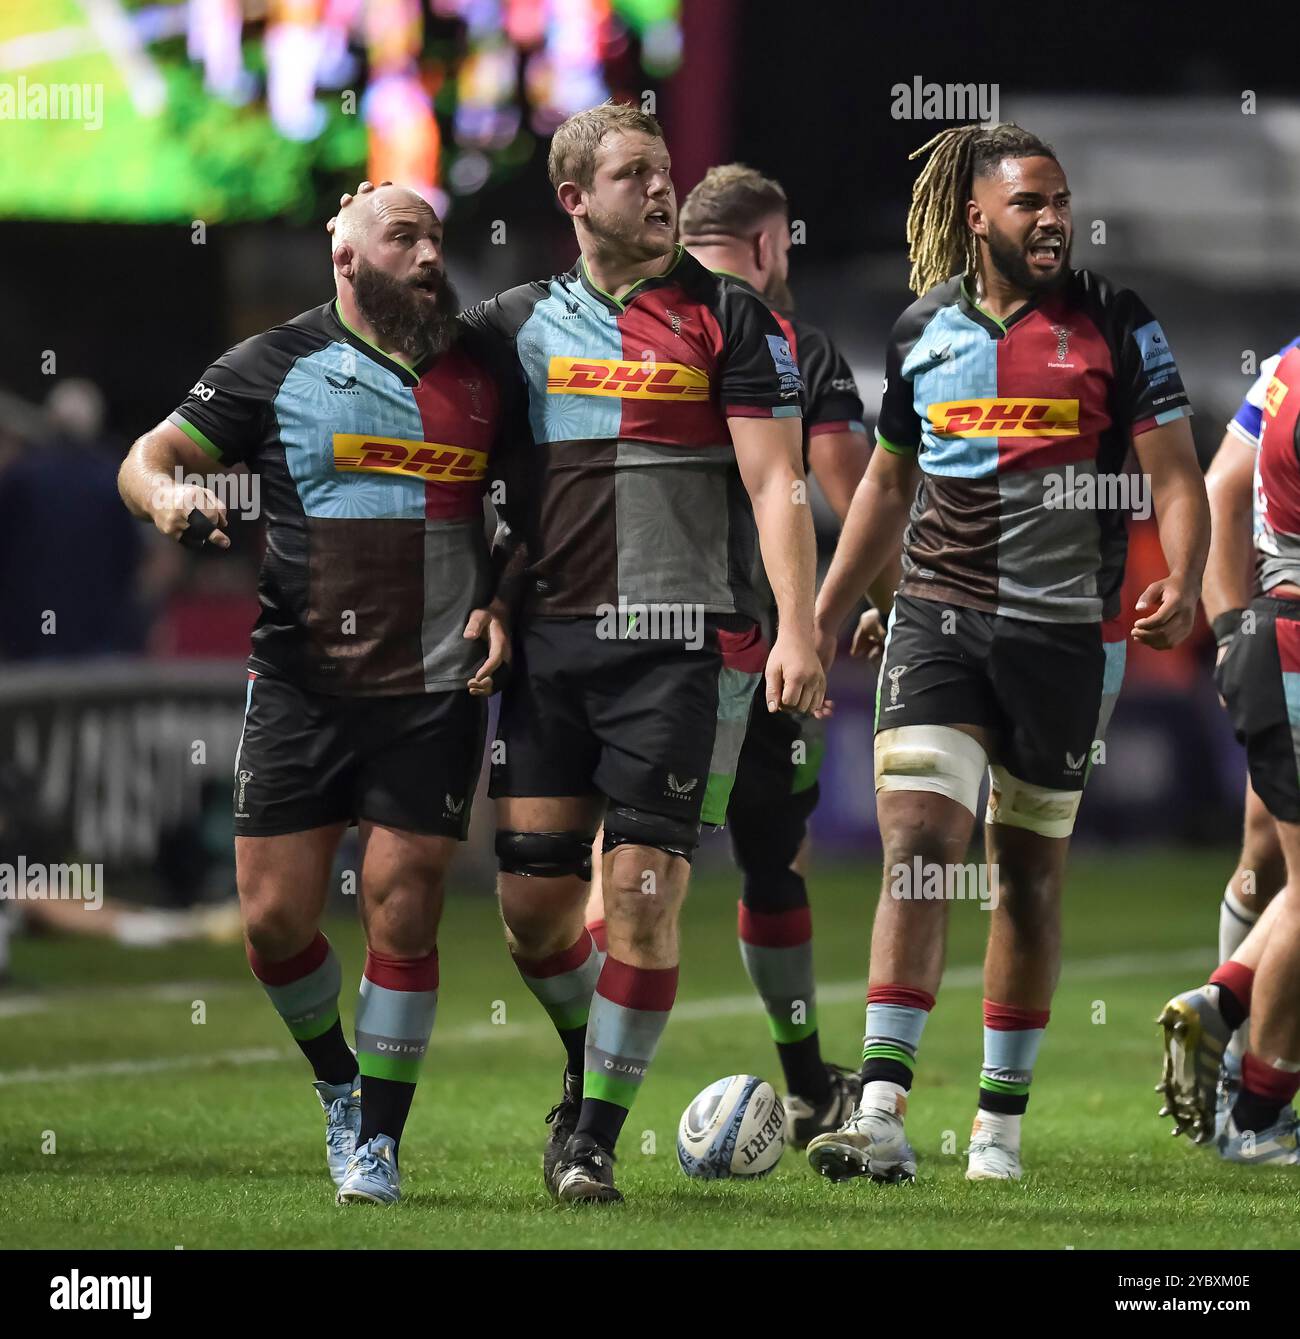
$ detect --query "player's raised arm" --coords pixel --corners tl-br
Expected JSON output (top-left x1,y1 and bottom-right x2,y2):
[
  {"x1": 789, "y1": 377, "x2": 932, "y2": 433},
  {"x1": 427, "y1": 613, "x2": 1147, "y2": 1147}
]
[
  {"x1": 731, "y1": 413, "x2": 825, "y2": 715},
  {"x1": 118, "y1": 419, "x2": 231, "y2": 549}
]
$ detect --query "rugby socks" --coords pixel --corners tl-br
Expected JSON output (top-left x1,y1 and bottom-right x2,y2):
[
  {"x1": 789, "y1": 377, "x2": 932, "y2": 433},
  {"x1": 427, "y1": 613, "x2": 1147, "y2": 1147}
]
[
  {"x1": 1208, "y1": 961, "x2": 1254, "y2": 1031},
  {"x1": 511, "y1": 929, "x2": 603, "y2": 1082},
  {"x1": 355, "y1": 948, "x2": 439, "y2": 1152},
  {"x1": 737, "y1": 892, "x2": 829, "y2": 1101},
  {"x1": 860, "y1": 985, "x2": 933, "y2": 1114},
  {"x1": 247, "y1": 931, "x2": 355, "y2": 1086},
  {"x1": 1233, "y1": 1053, "x2": 1300, "y2": 1134},
  {"x1": 576, "y1": 957, "x2": 678, "y2": 1152},
  {"x1": 975, "y1": 1000, "x2": 1050, "y2": 1151},
  {"x1": 1218, "y1": 883, "x2": 1258, "y2": 965}
]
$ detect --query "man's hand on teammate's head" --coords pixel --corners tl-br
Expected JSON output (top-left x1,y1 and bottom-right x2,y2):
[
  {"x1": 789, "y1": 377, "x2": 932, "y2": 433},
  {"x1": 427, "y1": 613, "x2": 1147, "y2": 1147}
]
[
  {"x1": 149, "y1": 480, "x2": 230, "y2": 550},
  {"x1": 850, "y1": 607, "x2": 887, "y2": 667},
  {"x1": 1132, "y1": 576, "x2": 1198, "y2": 650},
  {"x1": 464, "y1": 603, "x2": 511, "y2": 696},
  {"x1": 327, "y1": 180, "x2": 390, "y2": 235},
  {"x1": 766, "y1": 627, "x2": 827, "y2": 716}
]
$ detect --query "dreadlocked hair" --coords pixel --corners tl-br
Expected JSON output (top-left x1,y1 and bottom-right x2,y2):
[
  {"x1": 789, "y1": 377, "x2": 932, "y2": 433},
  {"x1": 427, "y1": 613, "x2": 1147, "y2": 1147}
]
[{"x1": 905, "y1": 122, "x2": 1057, "y2": 296}]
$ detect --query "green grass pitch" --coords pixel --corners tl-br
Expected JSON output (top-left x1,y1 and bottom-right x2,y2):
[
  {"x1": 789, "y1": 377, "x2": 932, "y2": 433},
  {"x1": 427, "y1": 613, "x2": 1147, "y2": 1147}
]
[{"x1": 1, "y1": 848, "x2": 1286, "y2": 1249}]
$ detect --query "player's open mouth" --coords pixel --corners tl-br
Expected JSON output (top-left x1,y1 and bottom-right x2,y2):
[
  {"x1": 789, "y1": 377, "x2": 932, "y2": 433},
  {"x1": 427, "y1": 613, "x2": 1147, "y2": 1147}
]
[
  {"x1": 644, "y1": 208, "x2": 672, "y2": 229},
  {"x1": 1028, "y1": 236, "x2": 1063, "y2": 267},
  {"x1": 410, "y1": 273, "x2": 441, "y2": 298}
]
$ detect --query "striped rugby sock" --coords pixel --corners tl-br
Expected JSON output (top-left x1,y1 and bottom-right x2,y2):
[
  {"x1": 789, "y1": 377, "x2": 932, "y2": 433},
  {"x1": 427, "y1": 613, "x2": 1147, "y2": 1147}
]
[
  {"x1": 355, "y1": 948, "x2": 439, "y2": 1152},
  {"x1": 976, "y1": 1000, "x2": 1049, "y2": 1150},
  {"x1": 577, "y1": 956, "x2": 679, "y2": 1152},
  {"x1": 860, "y1": 984, "x2": 934, "y2": 1114},
  {"x1": 247, "y1": 931, "x2": 355, "y2": 1086},
  {"x1": 737, "y1": 900, "x2": 828, "y2": 1101},
  {"x1": 511, "y1": 929, "x2": 603, "y2": 1082}
]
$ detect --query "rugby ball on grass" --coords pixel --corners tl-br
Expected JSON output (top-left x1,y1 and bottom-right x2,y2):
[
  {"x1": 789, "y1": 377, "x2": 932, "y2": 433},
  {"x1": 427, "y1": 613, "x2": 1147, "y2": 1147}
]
[{"x1": 677, "y1": 1074, "x2": 785, "y2": 1179}]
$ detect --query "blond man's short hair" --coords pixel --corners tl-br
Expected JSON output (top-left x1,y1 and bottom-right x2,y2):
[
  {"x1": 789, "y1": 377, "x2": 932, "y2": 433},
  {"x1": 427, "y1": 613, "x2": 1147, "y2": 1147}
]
[{"x1": 547, "y1": 100, "x2": 665, "y2": 191}]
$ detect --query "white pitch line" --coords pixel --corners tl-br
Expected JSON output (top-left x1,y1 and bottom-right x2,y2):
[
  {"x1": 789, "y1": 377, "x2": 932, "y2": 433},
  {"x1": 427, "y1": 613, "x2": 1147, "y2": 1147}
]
[{"x1": 1, "y1": 948, "x2": 1214, "y2": 1088}]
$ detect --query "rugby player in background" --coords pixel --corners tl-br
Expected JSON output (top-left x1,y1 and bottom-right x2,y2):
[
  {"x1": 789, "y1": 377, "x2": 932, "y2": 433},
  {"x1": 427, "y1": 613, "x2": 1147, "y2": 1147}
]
[
  {"x1": 452, "y1": 102, "x2": 822, "y2": 1203},
  {"x1": 582, "y1": 163, "x2": 895, "y2": 1145},
  {"x1": 807, "y1": 123, "x2": 1208, "y2": 1184},
  {"x1": 1193, "y1": 338, "x2": 1300, "y2": 1092},
  {"x1": 119, "y1": 185, "x2": 520, "y2": 1206},
  {"x1": 1158, "y1": 337, "x2": 1300, "y2": 1162}
]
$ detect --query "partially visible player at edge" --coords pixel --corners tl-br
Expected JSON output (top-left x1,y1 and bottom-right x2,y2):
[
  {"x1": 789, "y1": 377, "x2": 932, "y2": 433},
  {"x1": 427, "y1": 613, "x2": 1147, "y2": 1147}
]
[
  {"x1": 1190, "y1": 337, "x2": 1300, "y2": 1091},
  {"x1": 118, "y1": 185, "x2": 521, "y2": 1207},
  {"x1": 1157, "y1": 334, "x2": 1300, "y2": 1163},
  {"x1": 808, "y1": 122, "x2": 1209, "y2": 1183},
  {"x1": 457, "y1": 102, "x2": 820, "y2": 1204},
  {"x1": 583, "y1": 163, "x2": 892, "y2": 1144}
]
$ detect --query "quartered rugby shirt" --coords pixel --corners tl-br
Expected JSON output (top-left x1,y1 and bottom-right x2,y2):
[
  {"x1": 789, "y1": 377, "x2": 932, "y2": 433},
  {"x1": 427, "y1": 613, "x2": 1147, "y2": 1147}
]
[
  {"x1": 459, "y1": 246, "x2": 804, "y2": 623},
  {"x1": 1227, "y1": 334, "x2": 1300, "y2": 592},
  {"x1": 876, "y1": 271, "x2": 1192, "y2": 624},
  {"x1": 169, "y1": 300, "x2": 524, "y2": 695}
]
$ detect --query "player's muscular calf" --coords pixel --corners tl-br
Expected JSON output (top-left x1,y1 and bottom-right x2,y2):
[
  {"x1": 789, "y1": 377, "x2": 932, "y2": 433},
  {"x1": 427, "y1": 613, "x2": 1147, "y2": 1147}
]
[
  {"x1": 603, "y1": 846, "x2": 688, "y2": 969},
  {"x1": 236, "y1": 825, "x2": 345, "y2": 962},
  {"x1": 1234, "y1": 778, "x2": 1286, "y2": 917},
  {"x1": 872, "y1": 789, "x2": 979, "y2": 996},
  {"x1": 358, "y1": 824, "x2": 455, "y2": 958},
  {"x1": 982, "y1": 824, "x2": 1069, "y2": 1012}
]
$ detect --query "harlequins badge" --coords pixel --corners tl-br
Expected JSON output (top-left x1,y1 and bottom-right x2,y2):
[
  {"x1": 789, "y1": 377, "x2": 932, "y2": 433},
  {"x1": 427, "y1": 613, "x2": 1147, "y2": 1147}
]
[
  {"x1": 1052, "y1": 324, "x2": 1070, "y2": 362},
  {"x1": 668, "y1": 309, "x2": 682, "y2": 337}
]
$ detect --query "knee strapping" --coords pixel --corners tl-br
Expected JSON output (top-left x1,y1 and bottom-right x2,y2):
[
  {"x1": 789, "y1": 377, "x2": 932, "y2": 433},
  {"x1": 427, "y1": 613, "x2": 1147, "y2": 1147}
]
[
  {"x1": 495, "y1": 829, "x2": 594, "y2": 880},
  {"x1": 874, "y1": 725, "x2": 988, "y2": 816},
  {"x1": 985, "y1": 766, "x2": 1081, "y2": 839},
  {"x1": 602, "y1": 804, "x2": 699, "y2": 862}
]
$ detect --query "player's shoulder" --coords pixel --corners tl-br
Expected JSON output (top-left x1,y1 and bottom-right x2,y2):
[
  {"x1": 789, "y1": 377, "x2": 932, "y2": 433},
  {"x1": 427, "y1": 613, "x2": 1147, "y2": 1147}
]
[
  {"x1": 200, "y1": 303, "x2": 334, "y2": 389},
  {"x1": 674, "y1": 251, "x2": 769, "y2": 317},
  {"x1": 1066, "y1": 268, "x2": 1153, "y2": 323},
  {"x1": 893, "y1": 275, "x2": 963, "y2": 338},
  {"x1": 459, "y1": 276, "x2": 564, "y2": 341}
]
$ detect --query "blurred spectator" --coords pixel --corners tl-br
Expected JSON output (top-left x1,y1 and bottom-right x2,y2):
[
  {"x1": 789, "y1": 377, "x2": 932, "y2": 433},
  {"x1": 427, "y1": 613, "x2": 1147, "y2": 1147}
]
[{"x1": 0, "y1": 381, "x2": 148, "y2": 660}]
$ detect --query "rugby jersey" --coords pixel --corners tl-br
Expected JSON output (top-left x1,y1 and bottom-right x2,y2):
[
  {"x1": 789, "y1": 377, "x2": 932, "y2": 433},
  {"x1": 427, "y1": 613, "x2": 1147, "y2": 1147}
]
[
  {"x1": 459, "y1": 245, "x2": 804, "y2": 621},
  {"x1": 877, "y1": 270, "x2": 1192, "y2": 623},
  {"x1": 169, "y1": 300, "x2": 525, "y2": 695},
  {"x1": 1248, "y1": 343, "x2": 1300, "y2": 593}
]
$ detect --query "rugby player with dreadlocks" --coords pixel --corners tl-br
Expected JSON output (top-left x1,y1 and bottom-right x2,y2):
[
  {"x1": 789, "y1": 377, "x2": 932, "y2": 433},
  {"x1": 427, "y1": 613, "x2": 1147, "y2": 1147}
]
[{"x1": 805, "y1": 123, "x2": 1209, "y2": 1183}]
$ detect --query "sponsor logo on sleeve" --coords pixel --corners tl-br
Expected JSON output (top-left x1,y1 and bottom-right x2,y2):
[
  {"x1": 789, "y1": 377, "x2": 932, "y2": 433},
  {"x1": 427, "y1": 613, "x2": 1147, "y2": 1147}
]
[
  {"x1": 1133, "y1": 320, "x2": 1176, "y2": 386},
  {"x1": 765, "y1": 333, "x2": 803, "y2": 398}
]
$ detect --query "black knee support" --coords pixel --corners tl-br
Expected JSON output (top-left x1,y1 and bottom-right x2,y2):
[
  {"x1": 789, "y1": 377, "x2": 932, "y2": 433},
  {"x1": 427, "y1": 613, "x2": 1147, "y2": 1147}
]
[
  {"x1": 601, "y1": 804, "x2": 700, "y2": 863},
  {"x1": 495, "y1": 829, "x2": 594, "y2": 880}
]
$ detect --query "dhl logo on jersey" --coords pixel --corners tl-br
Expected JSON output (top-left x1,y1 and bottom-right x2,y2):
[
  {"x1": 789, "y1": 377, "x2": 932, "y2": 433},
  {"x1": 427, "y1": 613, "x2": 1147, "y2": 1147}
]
[
  {"x1": 929, "y1": 398, "x2": 1080, "y2": 438},
  {"x1": 1265, "y1": 375, "x2": 1289, "y2": 418},
  {"x1": 547, "y1": 357, "x2": 710, "y2": 401},
  {"x1": 332, "y1": 434, "x2": 487, "y2": 483}
]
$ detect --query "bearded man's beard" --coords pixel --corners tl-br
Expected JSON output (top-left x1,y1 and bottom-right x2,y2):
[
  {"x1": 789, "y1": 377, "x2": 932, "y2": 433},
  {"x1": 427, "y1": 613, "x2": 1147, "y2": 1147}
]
[
  {"x1": 352, "y1": 259, "x2": 461, "y2": 361},
  {"x1": 583, "y1": 199, "x2": 676, "y2": 263},
  {"x1": 983, "y1": 218, "x2": 1071, "y2": 296}
]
